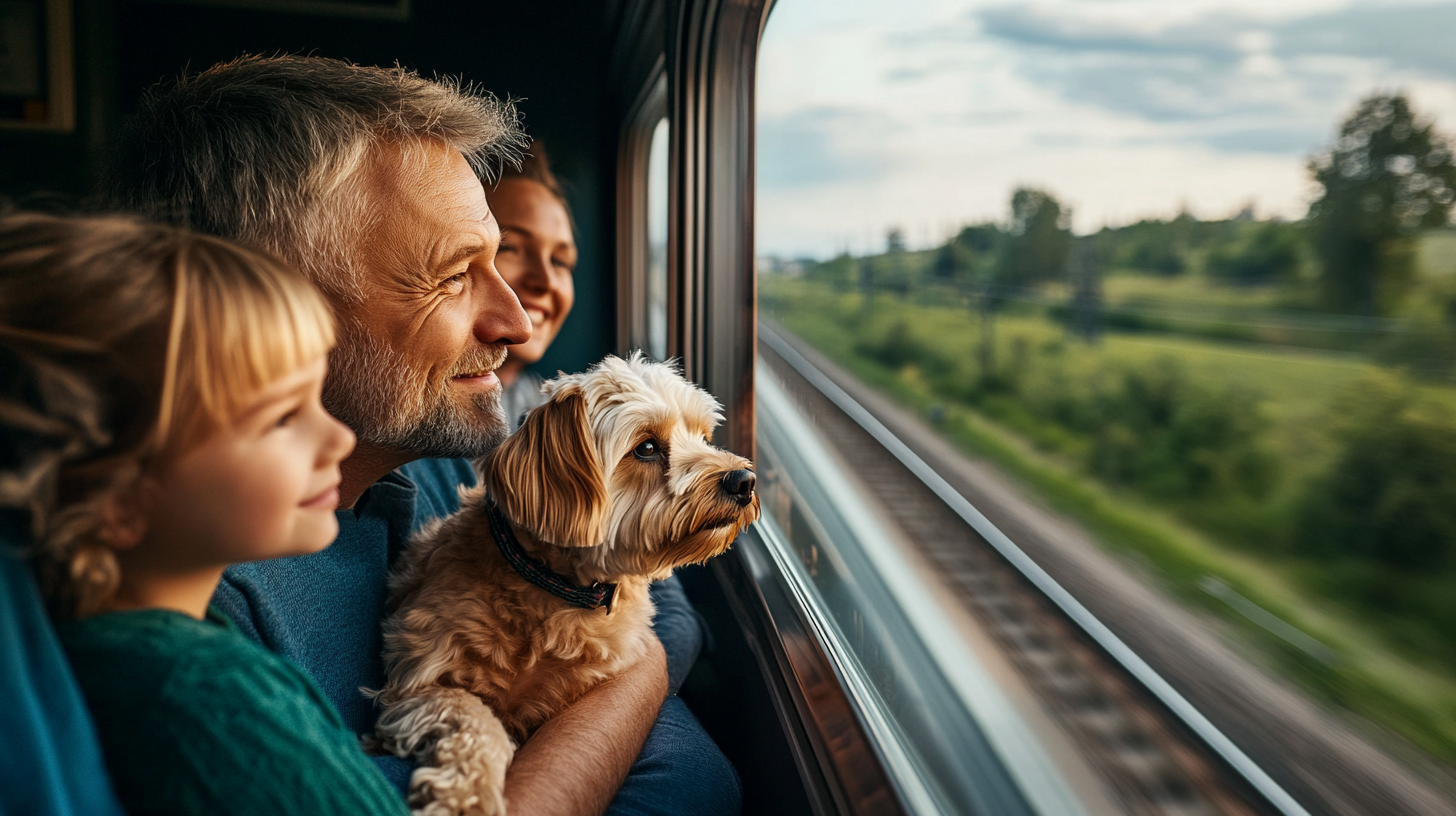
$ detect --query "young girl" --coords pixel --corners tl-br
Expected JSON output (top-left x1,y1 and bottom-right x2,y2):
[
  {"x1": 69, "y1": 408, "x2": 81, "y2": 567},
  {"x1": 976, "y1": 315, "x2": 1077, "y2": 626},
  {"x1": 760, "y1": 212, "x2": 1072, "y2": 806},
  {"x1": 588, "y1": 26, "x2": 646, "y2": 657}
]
[{"x1": 0, "y1": 212, "x2": 407, "y2": 816}]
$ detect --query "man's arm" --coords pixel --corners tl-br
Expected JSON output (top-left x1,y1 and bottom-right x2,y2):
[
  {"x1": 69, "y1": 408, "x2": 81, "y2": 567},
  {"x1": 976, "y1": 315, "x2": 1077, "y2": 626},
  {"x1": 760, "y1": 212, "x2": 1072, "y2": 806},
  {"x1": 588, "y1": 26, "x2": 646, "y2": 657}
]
[{"x1": 503, "y1": 638, "x2": 668, "y2": 816}]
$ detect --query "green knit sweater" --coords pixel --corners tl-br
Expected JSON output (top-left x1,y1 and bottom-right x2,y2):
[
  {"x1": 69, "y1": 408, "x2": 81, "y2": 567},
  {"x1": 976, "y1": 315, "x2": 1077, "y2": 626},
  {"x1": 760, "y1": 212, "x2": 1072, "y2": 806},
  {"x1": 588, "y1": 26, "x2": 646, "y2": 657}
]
[{"x1": 58, "y1": 607, "x2": 409, "y2": 816}]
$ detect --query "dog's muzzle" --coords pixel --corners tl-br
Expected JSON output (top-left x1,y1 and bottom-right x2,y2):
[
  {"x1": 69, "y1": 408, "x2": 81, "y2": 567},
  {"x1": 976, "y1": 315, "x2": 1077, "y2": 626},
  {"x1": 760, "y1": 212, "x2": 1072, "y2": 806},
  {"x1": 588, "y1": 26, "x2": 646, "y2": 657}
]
[{"x1": 720, "y1": 469, "x2": 756, "y2": 507}]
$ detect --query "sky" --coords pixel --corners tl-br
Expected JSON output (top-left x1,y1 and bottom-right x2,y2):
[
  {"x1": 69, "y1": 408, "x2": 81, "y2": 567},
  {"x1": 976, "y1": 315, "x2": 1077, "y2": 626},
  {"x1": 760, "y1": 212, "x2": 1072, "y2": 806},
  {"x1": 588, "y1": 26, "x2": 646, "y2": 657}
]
[{"x1": 755, "y1": 0, "x2": 1456, "y2": 259}]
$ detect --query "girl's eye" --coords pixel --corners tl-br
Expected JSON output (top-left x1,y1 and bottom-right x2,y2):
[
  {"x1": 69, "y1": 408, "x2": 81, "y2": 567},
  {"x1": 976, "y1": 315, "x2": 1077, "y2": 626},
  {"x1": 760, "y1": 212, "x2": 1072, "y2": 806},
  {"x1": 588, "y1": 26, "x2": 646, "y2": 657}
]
[
  {"x1": 633, "y1": 440, "x2": 660, "y2": 461},
  {"x1": 275, "y1": 410, "x2": 298, "y2": 429}
]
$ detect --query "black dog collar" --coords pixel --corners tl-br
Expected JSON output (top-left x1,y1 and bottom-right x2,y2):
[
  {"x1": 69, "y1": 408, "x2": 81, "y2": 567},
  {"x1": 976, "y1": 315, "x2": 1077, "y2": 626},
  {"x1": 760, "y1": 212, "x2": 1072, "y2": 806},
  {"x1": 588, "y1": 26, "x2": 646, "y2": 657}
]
[{"x1": 485, "y1": 498, "x2": 617, "y2": 613}]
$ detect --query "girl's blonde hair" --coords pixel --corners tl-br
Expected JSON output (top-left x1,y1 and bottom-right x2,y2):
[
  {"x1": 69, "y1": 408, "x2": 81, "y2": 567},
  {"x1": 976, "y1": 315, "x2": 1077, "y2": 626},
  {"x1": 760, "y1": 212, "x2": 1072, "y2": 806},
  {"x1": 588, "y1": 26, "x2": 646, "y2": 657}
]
[{"x1": 0, "y1": 212, "x2": 335, "y2": 618}]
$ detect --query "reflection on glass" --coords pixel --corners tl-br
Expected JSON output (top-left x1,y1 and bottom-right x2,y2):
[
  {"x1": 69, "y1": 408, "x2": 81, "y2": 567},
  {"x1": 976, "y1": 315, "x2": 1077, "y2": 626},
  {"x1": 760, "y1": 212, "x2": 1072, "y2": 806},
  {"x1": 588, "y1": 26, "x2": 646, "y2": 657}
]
[
  {"x1": 756, "y1": 0, "x2": 1456, "y2": 813},
  {"x1": 647, "y1": 117, "x2": 669, "y2": 361}
]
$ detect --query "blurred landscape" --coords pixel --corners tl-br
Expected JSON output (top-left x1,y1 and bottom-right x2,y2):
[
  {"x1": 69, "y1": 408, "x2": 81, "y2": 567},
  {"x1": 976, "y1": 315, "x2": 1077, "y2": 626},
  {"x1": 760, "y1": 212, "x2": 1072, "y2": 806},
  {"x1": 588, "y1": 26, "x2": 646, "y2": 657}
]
[{"x1": 761, "y1": 91, "x2": 1456, "y2": 772}]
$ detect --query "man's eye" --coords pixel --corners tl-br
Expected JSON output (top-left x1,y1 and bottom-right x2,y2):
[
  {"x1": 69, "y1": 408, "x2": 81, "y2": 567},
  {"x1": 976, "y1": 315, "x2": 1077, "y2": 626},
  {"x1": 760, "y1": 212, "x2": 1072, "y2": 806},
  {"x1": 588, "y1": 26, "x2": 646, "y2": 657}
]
[
  {"x1": 633, "y1": 440, "x2": 660, "y2": 460},
  {"x1": 442, "y1": 273, "x2": 467, "y2": 291}
]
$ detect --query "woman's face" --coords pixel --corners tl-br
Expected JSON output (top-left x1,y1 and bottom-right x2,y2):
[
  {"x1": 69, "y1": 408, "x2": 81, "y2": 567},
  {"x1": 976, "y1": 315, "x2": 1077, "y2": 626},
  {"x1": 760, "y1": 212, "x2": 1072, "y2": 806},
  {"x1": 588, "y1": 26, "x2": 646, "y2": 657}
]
[{"x1": 489, "y1": 178, "x2": 577, "y2": 367}]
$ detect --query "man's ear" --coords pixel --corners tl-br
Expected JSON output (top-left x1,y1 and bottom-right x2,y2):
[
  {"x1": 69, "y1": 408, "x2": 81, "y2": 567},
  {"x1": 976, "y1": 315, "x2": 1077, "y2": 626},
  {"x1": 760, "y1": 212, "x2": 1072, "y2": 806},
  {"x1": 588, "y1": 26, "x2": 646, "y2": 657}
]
[{"x1": 484, "y1": 389, "x2": 609, "y2": 546}]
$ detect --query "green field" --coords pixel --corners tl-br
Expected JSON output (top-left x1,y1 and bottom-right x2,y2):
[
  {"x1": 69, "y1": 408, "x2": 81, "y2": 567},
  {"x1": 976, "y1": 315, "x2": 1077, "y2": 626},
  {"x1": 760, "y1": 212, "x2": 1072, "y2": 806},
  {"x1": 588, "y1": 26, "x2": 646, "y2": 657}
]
[{"x1": 762, "y1": 274, "x2": 1456, "y2": 767}]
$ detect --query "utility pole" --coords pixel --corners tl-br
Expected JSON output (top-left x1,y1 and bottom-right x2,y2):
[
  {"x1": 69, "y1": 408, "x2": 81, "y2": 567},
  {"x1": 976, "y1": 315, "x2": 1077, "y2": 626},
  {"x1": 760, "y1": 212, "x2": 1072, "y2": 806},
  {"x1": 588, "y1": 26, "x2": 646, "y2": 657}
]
[
  {"x1": 977, "y1": 276, "x2": 997, "y2": 381},
  {"x1": 1070, "y1": 237, "x2": 1102, "y2": 344}
]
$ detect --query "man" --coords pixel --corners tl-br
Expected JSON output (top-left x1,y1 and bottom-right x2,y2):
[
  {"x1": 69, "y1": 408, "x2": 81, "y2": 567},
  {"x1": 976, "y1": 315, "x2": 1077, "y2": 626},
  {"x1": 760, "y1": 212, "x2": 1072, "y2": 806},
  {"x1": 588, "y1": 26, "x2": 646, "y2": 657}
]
[{"x1": 104, "y1": 55, "x2": 739, "y2": 816}]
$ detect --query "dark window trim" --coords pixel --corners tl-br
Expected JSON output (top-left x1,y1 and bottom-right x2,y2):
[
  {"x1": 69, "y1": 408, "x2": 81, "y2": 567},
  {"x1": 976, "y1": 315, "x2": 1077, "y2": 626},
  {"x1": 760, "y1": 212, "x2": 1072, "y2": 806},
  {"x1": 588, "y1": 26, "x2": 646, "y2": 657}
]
[
  {"x1": 717, "y1": 526, "x2": 911, "y2": 816},
  {"x1": 665, "y1": 0, "x2": 763, "y2": 455},
  {"x1": 614, "y1": 60, "x2": 665, "y2": 357}
]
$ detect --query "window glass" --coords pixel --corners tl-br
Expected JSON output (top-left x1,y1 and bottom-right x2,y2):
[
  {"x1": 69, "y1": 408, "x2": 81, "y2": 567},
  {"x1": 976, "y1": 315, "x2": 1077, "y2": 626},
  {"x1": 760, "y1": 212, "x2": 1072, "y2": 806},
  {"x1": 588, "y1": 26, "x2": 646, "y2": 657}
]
[
  {"x1": 647, "y1": 117, "x2": 670, "y2": 361},
  {"x1": 756, "y1": 1, "x2": 1456, "y2": 813}
]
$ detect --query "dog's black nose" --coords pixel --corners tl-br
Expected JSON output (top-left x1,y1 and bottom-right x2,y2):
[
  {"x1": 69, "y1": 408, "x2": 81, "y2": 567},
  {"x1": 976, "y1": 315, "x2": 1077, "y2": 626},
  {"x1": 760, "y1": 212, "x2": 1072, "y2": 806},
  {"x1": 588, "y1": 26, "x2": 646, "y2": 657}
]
[{"x1": 720, "y1": 469, "x2": 756, "y2": 506}]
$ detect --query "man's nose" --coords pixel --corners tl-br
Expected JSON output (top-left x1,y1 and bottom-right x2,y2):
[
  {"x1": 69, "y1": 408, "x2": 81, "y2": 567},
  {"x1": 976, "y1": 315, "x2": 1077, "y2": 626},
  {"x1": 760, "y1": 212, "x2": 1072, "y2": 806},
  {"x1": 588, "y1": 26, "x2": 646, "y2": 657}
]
[{"x1": 477, "y1": 268, "x2": 532, "y2": 346}]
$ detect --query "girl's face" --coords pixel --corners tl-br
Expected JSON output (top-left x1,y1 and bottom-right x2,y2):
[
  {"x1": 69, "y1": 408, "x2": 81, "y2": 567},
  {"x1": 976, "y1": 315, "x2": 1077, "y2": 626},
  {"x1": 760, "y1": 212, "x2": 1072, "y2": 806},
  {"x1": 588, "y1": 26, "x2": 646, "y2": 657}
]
[
  {"x1": 139, "y1": 356, "x2": 356, "y2": 568},
  {"x1": 490, "y1": 178, "x2": 577, "y2": 367}
]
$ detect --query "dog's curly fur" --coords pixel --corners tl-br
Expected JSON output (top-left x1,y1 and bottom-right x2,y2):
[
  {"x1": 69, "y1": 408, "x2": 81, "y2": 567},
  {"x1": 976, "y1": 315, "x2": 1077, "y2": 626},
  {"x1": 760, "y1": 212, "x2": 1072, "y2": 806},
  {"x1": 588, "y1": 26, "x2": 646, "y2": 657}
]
[{"x1": 370, "y1": 354, "x2": 759, "y2": 816}]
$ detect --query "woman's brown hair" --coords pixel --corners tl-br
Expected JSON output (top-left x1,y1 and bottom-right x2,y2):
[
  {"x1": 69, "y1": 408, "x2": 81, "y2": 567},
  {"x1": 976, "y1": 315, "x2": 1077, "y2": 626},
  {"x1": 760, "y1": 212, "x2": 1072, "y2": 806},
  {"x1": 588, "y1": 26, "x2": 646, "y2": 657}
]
[
  {"x1": 492, "y1": 140, "x2": 576, "y2": 238},
  {"x1": 0, "y1": 212, "x2": 334, "y2": 618}
]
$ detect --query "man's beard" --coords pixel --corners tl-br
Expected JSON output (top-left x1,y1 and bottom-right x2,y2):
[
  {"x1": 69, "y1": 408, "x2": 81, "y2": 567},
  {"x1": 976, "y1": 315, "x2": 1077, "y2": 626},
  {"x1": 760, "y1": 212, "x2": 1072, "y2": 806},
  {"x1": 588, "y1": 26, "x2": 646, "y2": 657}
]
[{"x1": 323, "y1": 320, "x2": 510, "y2": 460}]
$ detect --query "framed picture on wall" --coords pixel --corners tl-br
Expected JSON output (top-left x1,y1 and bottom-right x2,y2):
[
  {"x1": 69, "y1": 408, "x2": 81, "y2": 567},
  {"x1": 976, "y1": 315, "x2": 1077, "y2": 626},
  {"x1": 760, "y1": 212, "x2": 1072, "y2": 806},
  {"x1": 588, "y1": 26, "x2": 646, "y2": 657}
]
[{"x1": 0, "y1": 0, "x2": 74, "y2": 132}]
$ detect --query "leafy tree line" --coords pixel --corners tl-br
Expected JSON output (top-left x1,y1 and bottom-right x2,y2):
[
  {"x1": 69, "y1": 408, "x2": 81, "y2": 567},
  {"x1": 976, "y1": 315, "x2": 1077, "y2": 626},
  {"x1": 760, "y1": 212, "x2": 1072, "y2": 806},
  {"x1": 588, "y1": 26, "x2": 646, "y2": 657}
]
[
  {"x1": 855, "y1": 321, "x2": 1278, "y2": 506},
  {"x1": 799, "y1": 92, "x2": 1456, "y2": 318}
]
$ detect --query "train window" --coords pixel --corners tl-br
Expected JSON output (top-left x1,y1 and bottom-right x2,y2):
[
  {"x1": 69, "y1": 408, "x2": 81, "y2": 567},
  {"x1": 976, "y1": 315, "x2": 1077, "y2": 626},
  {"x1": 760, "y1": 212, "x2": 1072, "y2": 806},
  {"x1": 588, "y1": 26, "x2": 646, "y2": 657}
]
[
  {"x1": 647, "y1": 117, "x2": 669, "y2": 361},
  {"x1": 754, "y1": 1, "x2": 1456, "y2": 814},
  {"x1": 616, "y1": 69, "x2": 667, "y2": 362}
]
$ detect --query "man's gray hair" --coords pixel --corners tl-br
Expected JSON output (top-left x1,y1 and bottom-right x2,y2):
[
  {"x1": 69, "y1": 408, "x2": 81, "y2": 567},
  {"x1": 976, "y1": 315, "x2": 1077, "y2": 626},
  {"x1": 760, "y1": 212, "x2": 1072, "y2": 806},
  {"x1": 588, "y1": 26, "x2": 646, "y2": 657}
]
[{"x1": 102, "y1": 54, "x2": 526, "y2": 299}]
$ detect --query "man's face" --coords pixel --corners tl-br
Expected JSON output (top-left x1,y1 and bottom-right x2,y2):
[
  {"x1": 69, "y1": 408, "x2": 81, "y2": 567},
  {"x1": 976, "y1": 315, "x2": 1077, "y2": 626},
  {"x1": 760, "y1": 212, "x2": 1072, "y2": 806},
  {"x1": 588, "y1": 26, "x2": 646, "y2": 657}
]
[{"x1": 323, "y1": 139, "x2": 532, "y2": 459}]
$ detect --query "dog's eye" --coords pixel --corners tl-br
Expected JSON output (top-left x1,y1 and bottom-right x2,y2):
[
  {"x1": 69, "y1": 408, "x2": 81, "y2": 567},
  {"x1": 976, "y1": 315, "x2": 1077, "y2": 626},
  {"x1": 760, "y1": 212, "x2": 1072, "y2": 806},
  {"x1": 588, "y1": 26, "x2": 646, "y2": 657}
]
[{"x1": 633, "y1": 440, "x2": 661, "y2": 461}]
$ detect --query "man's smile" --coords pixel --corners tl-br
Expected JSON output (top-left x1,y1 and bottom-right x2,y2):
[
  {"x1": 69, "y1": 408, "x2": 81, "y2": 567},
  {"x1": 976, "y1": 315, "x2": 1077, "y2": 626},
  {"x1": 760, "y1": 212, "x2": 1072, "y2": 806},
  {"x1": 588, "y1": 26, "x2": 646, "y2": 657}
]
[
  {"x1": 451, "y1": 370, "x2": 500, "y2": 388},
  {"x1": 446, "y1": 343, "x2": 510, "y2": 389}
]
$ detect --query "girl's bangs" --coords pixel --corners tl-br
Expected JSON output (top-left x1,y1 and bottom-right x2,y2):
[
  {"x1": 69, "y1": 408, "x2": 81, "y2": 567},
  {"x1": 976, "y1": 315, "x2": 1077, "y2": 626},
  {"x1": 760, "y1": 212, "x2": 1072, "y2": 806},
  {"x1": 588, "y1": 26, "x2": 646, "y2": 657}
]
[{"x1": 161, "y1": 239, "x2": 336, "y2": 448}]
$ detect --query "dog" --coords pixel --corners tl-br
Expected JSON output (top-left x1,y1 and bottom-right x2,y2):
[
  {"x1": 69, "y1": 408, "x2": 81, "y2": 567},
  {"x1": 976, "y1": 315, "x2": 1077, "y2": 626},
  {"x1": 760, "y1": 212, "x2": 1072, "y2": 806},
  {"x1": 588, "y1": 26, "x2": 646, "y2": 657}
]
[{"x1": 369, "y1": 354, "x2": 759, "y2": 816}]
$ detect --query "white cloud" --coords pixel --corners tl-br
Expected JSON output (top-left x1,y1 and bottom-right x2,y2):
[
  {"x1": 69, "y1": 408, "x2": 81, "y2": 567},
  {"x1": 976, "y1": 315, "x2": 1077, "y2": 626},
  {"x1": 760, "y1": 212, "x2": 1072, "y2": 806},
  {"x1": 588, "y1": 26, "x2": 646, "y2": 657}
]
[{"x1": 756, "y1": 0, "x2": 1456, "y2": 258}]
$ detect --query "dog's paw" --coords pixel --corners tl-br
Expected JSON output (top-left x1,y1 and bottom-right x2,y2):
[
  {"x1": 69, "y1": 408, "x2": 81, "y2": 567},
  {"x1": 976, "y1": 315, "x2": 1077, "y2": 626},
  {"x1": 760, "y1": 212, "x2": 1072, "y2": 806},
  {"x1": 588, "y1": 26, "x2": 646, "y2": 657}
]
[
  {"x1": 384, "y1": 686, "x2": 515, "y2": 816},
  {"x1": 408, "y1": 725, "x2": 514, "y2": 816},
  {"x1": 358, "y1": 731, "x2": 383, "y2": 755},
  {"x1": 409, "y1": 759, "x2": 507, "y2": 816}
]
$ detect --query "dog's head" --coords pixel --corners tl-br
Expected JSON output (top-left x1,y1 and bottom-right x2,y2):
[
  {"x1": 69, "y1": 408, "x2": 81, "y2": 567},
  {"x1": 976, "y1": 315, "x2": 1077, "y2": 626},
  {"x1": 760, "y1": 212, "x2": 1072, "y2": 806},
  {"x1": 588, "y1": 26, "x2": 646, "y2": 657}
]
[{"x1": 482, "y1": 353, "x2": 759, "y2": 581}]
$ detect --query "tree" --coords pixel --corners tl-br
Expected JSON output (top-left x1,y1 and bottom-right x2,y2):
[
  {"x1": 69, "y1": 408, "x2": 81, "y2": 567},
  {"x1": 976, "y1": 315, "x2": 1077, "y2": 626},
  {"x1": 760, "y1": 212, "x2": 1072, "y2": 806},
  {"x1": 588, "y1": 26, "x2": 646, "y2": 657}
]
[
  {"x1": 933, "y1": 223, "x2": 1001, "y2": 284},
  {"x1": 1000, "y1": 188, "x2": 1072, "y2": 289},
  {"x1": 1307, "y1": 93, "x2": 1456, "y2": 315},
  {"x1": 1205, "y1": 222, "x2": 1303, "y2": 286},
  {"x1": 885, "y1": 227, "x2": 907, "y2": 254}
]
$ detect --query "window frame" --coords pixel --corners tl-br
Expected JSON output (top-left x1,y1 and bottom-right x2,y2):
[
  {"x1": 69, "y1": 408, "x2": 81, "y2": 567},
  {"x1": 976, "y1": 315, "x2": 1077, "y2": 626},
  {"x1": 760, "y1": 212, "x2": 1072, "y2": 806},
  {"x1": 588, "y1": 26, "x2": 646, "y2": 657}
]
[{"x1": 614, "y1": 61, "x2": 666, "y2": 358}]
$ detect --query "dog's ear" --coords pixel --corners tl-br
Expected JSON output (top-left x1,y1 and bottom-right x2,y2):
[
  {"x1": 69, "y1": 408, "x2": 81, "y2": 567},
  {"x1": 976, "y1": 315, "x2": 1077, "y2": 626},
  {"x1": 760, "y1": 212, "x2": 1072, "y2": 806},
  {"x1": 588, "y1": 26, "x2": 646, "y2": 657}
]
[{"x1": 484, "y1": 389, "x2": 609, "y2": 546}]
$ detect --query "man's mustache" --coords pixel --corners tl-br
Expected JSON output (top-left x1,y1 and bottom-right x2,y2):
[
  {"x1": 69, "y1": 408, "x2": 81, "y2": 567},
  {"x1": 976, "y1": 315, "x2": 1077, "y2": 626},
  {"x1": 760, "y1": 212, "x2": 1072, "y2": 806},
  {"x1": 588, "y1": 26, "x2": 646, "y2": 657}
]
[{"x1": 448, "y1": 344, "x2": 509, "y2": 378}]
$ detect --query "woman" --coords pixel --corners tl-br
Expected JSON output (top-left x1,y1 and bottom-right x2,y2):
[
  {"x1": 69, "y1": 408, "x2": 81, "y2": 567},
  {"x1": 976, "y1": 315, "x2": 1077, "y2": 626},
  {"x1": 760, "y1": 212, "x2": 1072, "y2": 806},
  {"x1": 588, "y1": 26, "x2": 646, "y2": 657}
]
[{"x1": 490, "y1": 143, "x2": 578, "y2": 429}]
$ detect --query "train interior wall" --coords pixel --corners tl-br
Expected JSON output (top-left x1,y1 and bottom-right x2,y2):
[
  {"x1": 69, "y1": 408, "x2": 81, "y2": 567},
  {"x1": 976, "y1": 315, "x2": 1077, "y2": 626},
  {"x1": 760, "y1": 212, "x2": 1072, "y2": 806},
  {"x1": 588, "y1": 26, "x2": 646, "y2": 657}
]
[{"x1": 2, "y1": 0, "x2": 615, "y2": 377}]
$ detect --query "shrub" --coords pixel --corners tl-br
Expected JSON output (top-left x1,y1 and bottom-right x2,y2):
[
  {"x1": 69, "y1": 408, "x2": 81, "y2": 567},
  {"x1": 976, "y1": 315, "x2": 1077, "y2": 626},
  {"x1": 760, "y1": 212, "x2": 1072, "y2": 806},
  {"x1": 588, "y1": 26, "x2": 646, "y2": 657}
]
[
  {"x1": 1205, "y1": 222, "x2": 1304, "y2": 285},
  {"x1": 1295, "y1": 373, "x2": 1456, "y2": 569},
  {"x1": 1378, "y1": 273, "x2": 1456, "y2": 378},
  {"x1": 1086, "y1": 359, "x2": 1277, "y2": 500},
  {"x1": 806, "y1": 254, "x2": 859, "y2": 291},
  {"x1": 856, "y1": 319, "x2": 933, "y2": 370}
]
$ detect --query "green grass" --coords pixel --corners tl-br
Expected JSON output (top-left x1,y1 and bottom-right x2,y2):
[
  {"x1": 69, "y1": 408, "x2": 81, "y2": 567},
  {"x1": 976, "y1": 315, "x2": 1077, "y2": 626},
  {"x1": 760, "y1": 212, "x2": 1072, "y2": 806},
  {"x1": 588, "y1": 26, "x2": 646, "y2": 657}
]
[
  {"x1": 1097, "y1": 273, "x2": 1287, "y2": 309},
  {"x1": 1417, "y1": 228, "x2": 1456, "y2": 279},
  {"x1": 762, "y1": 275, "x2": 1456, "y2": 766}
]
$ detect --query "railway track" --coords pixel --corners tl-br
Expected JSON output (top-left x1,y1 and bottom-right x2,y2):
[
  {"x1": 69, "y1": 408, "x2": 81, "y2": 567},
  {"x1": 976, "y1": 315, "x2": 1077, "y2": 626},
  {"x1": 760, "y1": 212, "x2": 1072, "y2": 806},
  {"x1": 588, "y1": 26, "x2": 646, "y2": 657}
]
[{"x1": 758, "y1": 322, "x2": 1456, "y2": 816}]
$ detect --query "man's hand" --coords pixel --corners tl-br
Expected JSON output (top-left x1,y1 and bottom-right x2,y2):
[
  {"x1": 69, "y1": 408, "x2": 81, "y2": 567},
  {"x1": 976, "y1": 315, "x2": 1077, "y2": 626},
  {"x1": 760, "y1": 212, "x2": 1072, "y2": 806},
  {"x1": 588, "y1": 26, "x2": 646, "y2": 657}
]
[{"x1": 503, "y1": 638, "x2": 668, "y2": 816}]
